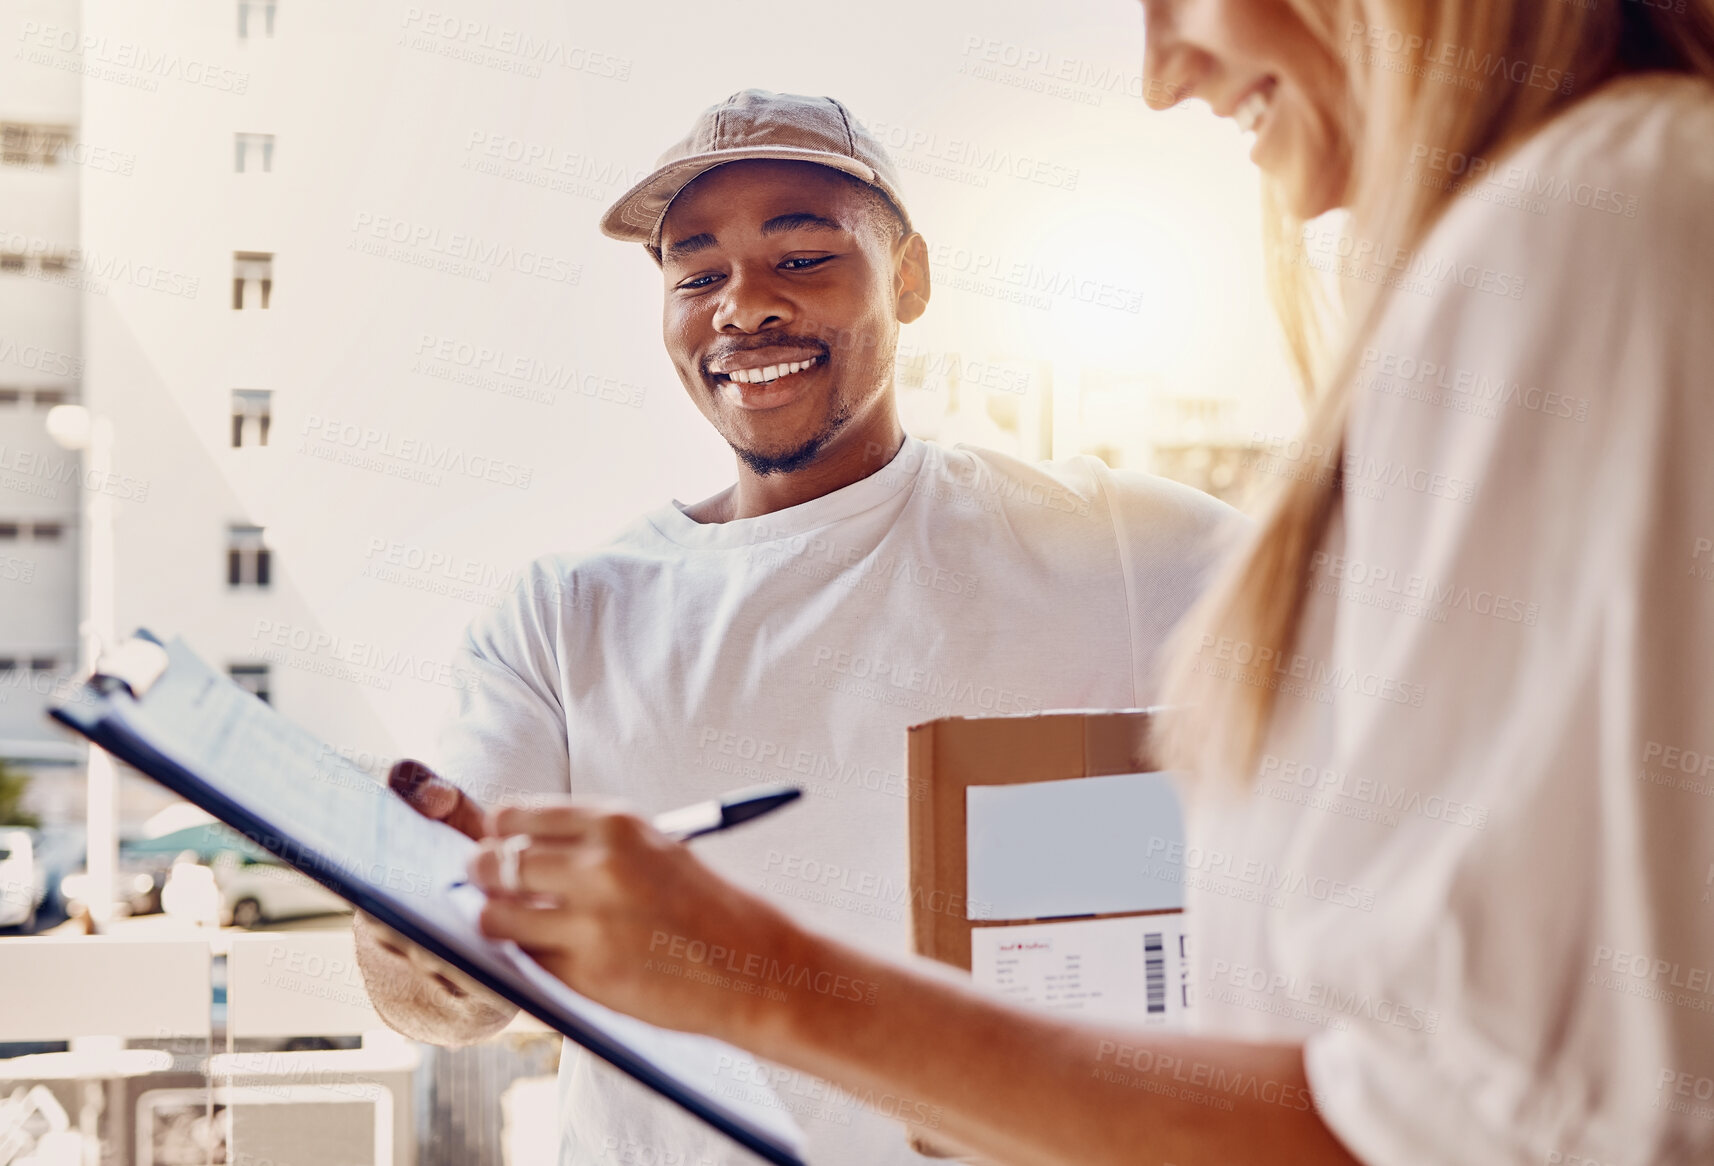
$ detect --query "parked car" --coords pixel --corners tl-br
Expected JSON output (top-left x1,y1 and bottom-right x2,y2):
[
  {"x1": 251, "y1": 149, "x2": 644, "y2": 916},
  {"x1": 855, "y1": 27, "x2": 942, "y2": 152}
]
[
  {"x1": 212, "y1": 850, "x2": 349, "y2": 928},
  {"x1": 77, "y1": 809, "x2": 243, "y2": 918},
  {"x1": 56, "y1": 817, "x2": 202, "y2": 920},
  {"x1": 0, "y1": 828, "x2": 38, "y2": 931},
  {"x1": 29, "y1": 824, "x2": 85, "y2": 930},
  {"x1": 58, "y1": 853, "x2": 170, "y2": 919}
]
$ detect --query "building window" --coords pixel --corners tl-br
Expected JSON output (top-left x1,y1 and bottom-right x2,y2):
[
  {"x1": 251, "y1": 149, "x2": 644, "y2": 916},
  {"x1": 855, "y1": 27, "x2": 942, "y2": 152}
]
[
  {"x1": 235, "y1": 133, "x2": 275, "y2": 173},
  {"x1": 0, "y1": 251, "x2": 72, "y2": 275},
  {"x1": 29, "y1": 522, "x2": 62, "y2": 541},
  {"x1": 27, "y1": 657, "x2": 57, "y2": 673},
  {"x1": 237, "y1": 0, "x2": 277, "y2": 38},
  {"x1": 0, "y1": 123, "x2": 71, "y2": 166},
  {"x1": 233, "y1": 252, "x2": 273, "y2": 309},
  {"x1": 228, "y1": 663, "x2": 271, "y2": 703},
  {"x1": 227, "y1": 524, "x2": 271, "y2": 588},
  {"x1": 32, "y1": 389, "x2": 65, "y2": 408},
  {"x1": 231, "y1": 390, "x2": 272, "y2": 447}
]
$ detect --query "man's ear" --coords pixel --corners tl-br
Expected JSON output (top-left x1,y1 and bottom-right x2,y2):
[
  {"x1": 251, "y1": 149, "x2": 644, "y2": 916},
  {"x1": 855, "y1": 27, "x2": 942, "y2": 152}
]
[{"x1": 894, "y1": 233, "x2": 931, "y2": 325}]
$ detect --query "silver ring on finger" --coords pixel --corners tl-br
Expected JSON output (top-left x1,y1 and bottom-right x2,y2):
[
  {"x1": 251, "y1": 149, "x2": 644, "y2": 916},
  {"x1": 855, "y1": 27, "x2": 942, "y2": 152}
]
[{"x1": 499, "y1": 834, "x2": 530, "y2": 894}]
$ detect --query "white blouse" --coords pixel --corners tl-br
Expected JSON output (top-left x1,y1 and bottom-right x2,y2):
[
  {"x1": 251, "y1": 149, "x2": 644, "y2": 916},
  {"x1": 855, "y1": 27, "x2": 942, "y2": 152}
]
[{"x1": 1186, "y1": 74, "x2": 1714, "y2": 1165}]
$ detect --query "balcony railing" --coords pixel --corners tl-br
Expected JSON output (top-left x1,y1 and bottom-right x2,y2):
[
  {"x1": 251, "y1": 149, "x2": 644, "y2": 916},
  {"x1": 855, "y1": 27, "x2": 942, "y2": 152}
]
[{"x1": 0, "y1": 930, "x2": 560, "y2": 1166}]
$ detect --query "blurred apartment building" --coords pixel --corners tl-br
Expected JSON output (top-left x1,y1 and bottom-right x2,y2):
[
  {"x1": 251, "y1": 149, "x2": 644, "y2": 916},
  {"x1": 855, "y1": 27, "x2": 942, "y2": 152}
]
[
  {"x1": 0, "y1": 0, "x2": 84, "y2": 797},
  {"x1": 2, "y1": 0, "x2": 390, "y2": 826}
]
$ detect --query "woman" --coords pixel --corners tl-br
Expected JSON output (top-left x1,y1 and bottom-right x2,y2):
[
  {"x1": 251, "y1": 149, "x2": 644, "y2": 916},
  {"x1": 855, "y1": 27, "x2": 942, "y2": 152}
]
[{"x1": 463, "y1": 3, "x2": 1714, "y2": 1162}]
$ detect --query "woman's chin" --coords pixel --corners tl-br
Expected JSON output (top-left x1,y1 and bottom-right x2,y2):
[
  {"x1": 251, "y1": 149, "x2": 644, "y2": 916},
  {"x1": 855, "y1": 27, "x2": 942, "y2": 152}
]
[
  {"x1": 1270, "y1": 162, "x2": 1347, "y2": 222},
  {"x1": 1258, "y1": 127, "x2": 1349, "y2": 219}
]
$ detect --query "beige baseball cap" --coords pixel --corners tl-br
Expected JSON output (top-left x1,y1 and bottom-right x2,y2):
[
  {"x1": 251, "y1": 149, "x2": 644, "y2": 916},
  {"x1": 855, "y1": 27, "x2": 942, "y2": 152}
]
[{"x1": 599, "y1": 88, "x2": 912, "y2": 249}]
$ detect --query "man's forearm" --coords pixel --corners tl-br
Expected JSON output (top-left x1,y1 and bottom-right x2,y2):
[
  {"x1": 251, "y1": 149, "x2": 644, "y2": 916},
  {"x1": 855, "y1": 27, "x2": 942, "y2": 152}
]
[{"x1": 353, "y1": 912, "x2": 517, "y2": 1046}]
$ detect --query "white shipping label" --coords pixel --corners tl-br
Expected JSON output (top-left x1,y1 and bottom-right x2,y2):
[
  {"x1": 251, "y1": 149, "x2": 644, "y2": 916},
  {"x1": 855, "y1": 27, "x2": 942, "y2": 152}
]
[{"x1": 970, "y1": 913, "x2": 1191, "y2": 1027}]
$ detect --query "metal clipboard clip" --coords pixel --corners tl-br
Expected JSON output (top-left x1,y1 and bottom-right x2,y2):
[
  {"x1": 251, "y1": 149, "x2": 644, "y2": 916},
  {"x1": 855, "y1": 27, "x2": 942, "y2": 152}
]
[{"x1": 90, "y1": 635, "x2": 170, "y2": 700}]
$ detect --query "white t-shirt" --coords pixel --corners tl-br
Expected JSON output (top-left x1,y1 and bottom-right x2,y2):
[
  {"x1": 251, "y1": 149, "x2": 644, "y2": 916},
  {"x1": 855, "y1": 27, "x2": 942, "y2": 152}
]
[
  {"x1": 434, "y1": 436, "x2": 1236, "y2": 1164},
  {"x1": 1187, "y1": 75, "x2": 1714, "y2": 1165}
]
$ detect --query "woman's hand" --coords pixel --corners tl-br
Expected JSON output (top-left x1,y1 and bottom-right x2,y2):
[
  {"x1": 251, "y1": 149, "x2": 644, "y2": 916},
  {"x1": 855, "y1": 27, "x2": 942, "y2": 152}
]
[{"x1": 466, "y1": 799, "x2": 831, "y2": 1051}]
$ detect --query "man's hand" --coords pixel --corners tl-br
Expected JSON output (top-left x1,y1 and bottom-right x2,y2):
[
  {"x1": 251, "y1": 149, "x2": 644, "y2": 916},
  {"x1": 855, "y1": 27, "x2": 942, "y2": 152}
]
[
  {"x1": 388, "y1": 757, "x2": 488, "y2": 840},
  {"x1": 351, "y1": 759, "x2": 519, "y2": 1045}
]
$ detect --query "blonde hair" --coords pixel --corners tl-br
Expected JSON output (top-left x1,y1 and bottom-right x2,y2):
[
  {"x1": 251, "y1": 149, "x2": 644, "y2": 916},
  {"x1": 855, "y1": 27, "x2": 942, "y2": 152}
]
[{"x1": 1158, "y1": 0, "x2": 1714, "y2": 784}]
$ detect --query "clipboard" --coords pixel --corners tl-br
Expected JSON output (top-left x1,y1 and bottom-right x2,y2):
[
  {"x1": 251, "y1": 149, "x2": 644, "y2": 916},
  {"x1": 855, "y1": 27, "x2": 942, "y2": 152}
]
[{"x1": 48, "y1": 631, "x2": 807, "y2": 1166}]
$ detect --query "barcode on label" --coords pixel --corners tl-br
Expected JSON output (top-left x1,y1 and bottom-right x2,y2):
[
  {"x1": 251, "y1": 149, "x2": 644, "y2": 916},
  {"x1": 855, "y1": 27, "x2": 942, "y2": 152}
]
[
  {"x1": 1144, "y1": 931, "x2": 1166, "y2": 1014},
  {"x1": 1181, "y1": 932, "x2": 1192, "y2": 1010}
]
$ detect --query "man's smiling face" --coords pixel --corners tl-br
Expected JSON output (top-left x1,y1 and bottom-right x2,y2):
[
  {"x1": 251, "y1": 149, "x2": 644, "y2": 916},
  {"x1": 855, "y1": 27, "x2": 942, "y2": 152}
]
[{"x1": 658, "y1": 159, "x2": 921, "y2": 476}]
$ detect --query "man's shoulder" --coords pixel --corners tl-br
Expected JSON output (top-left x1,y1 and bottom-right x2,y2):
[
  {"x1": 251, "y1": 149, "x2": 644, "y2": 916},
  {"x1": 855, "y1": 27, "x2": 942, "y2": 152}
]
[
  {"x1": 915, "y1": 441, "x2": 1107, "y2": 523},
  {"x1": 464, "y1": 516, "x2": 677, "y2": 646},
  {"x1": 1098, "y1": 464, "x2": 1246, "y2": 545},
  {"x1": 924, "y1": 441, "x2": 1240, "y2": 541},
  {"x1": 518, "y1": 511, "x2": 681, "y2": 587}
]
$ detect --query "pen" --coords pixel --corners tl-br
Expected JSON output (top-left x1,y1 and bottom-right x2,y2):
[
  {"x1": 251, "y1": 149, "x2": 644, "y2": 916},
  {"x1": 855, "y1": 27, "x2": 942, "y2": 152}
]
[
  {"x1": 650, "y1": 782, "x2": 802, "y2": 842},
  {"x1": 448, "y1": 782, "x2": 804, "y2": 890}
]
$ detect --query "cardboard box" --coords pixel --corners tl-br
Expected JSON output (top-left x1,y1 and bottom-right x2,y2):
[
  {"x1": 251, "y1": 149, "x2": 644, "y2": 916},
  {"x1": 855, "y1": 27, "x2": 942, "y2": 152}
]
[
  {"x1": 907, "y1": 708, "x2": 1168, "y2": 968},
  {"x1": 904, "y1": 709, "x2": 1185, "y2": 1159}
]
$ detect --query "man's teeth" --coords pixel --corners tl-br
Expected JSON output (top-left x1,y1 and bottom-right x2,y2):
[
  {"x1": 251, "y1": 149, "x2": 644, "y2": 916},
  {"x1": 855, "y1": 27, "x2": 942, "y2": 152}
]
[
  {"x1": 725, "y1": 358, "x2": 818, "y2": 385},
  {"x1": 1235, "y1": 87, "x2": 1273, "y2": 135}
]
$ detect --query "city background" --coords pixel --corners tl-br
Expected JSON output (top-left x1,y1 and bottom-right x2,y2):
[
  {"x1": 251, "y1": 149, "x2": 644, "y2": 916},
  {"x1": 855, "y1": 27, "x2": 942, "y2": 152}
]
[{"x1": 0, "y1": 0, "x2": 1305, "y2": 1161}]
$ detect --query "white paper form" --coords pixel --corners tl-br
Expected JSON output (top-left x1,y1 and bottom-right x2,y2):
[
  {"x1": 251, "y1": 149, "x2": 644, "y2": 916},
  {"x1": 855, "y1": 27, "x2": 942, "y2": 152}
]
[
  {"x1": 971, "y1": 914, "x2": 1191, "y2": 1027},
  {"x1": 964, "y1": 772, "x2": 1184, "y2": 921}
]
